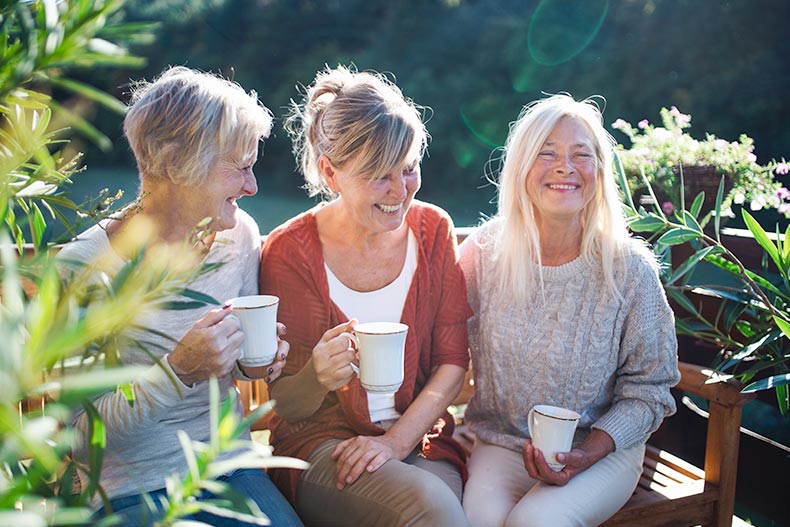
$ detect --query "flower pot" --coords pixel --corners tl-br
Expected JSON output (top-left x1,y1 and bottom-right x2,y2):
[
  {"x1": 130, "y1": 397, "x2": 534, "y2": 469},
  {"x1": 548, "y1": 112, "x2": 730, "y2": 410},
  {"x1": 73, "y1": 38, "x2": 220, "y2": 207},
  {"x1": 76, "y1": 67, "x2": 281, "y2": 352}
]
[
  {"x1": 678, "y1": 165, "x2": 734, "y2": 212},
  {"x1": 635, "y1": 165, "x2": 733, "y2": 216}
]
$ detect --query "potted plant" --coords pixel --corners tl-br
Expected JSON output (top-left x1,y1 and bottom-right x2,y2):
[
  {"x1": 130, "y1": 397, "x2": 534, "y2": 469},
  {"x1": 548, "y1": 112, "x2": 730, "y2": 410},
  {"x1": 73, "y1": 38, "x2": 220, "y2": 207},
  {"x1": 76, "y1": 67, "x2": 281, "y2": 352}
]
[
  {"x1": 612, "y1": 106, "x2": 789, "y2": 220},
  {"x1": 619, "y1": 163, "x2": 790, "y2": 416}
]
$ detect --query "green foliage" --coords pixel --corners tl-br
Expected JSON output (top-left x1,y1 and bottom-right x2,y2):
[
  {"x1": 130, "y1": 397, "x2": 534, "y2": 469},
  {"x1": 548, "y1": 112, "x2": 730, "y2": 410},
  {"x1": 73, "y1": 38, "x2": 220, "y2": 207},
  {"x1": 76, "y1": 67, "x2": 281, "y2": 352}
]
[
  {"x1": 1, "y1": 2, "x2": 302, "y2": 525},
  {"x1": 157, "y1": 381, "x2": 308, "y2": 527},
  {"x1": 618, "y1": 158, "x2": 790, "y2": 413}
]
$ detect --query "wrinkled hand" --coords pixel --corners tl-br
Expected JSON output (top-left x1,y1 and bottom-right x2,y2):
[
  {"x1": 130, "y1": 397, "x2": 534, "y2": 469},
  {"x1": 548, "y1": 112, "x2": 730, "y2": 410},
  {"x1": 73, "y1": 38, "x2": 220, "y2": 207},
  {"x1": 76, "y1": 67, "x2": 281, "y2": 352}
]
[
  {"x1": 522, "y1": 432, "x2": 613, "y2": 486},
  {"x1": 238, "y1": 323, "x2": 290, "y2": 382},
  {"x1": 168, "y1": 305, "x2": 243, "y2": 385},
  {"x1": 312, "y1": 320, "x2": 358, "y2": 392},
  {"x1": 331, "y1": 434, "x2": 403, "y2": 489}
]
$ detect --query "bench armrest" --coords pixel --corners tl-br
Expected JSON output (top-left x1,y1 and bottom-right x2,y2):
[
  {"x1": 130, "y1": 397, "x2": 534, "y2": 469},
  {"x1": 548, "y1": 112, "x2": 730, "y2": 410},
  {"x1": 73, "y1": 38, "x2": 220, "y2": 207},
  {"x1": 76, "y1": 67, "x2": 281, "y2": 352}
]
[{"x1": 676, "y1": 361, "x2": 754, "y2": 408}]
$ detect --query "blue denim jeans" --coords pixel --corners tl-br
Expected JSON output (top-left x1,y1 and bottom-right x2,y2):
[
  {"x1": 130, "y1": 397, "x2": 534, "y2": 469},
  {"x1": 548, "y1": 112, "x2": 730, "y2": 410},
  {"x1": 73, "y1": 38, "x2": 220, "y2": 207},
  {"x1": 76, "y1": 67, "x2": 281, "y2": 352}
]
[{"x1": 96, "y1": 468, "x2": 302, "y2": 526}]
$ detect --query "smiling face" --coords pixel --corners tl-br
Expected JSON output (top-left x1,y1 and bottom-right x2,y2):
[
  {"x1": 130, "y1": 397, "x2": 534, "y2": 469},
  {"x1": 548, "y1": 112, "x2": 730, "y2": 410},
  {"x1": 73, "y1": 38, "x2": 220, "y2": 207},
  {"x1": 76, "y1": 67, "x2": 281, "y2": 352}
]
[
  {"x1": 324, "y1": 144, "x2": 422, "y2": 236},
  {"x1": 525, "y1": 116, "x2": 599, "y2": 225},
  {"x1": 187, "y1": 148, "x2": 259, "y2": 232}
]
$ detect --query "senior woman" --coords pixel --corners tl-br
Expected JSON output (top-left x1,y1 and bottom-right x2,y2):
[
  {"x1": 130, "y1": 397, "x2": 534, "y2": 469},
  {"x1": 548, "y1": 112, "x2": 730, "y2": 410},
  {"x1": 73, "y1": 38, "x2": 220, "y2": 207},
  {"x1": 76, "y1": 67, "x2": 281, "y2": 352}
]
[
  {"x1": 260, "y1": 65, "x2": 471, "y2": 527},
  {"x1": 459, "y1": 94, "x2": 680, "y2": 527},
  {"x1": 57, "y1": 66, "x2": 301, "y2": 526}
]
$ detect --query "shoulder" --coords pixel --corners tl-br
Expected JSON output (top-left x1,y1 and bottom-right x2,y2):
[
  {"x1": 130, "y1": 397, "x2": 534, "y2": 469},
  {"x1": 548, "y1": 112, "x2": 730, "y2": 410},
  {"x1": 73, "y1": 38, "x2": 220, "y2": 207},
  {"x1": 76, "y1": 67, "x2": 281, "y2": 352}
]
[
  {"x1": 406, "y1": 200, "x2": 454, "y2": 233},
  {"x1": 262, "y1": 207, "x2": 319, "y2": 259},
  {"x1": 618, "y1": 238, "x2": 660, "y2": 277},
  {"x1": 226, "y1": 208, "x2": 262, "y2": 249},
  {"x1": 460, "y1": 217, "x2": 502, "y2": 257},
  {"x1": 406, "y1": 200, "x2": 473, "y2": 251},
  {"x1": 235, "y1": 208, "x2": 261, "y2": 237},
  {"x1": 470, "y1": 217, "x2": 503, "y2": 244},
  {"x1": 614, "y1": 239, "x2": 668, "y2": 302},
  {"x1": 57, "y1": 221, "x2": 110, "y2": 263}
]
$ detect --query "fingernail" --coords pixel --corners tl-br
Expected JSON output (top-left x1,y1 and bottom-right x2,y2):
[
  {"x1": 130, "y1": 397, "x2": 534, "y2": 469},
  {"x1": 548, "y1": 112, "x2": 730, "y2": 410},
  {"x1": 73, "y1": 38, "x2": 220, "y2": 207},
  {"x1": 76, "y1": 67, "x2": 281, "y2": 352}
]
[
  {"x1": 264, "y1": 377, "x2": 271, "y2": 383},
  {"x1": 222, "y1": 303, "x2": 232, "y2": 310},
  {"x1": 268, "y1": 367, "x2": 274, "y2": 375},
  {"x1": 281, "y1": 325, "x2": 287, "y2": 334},
  {"x1": 280, "y1": 353, "x2": 286, "y2": 361}
]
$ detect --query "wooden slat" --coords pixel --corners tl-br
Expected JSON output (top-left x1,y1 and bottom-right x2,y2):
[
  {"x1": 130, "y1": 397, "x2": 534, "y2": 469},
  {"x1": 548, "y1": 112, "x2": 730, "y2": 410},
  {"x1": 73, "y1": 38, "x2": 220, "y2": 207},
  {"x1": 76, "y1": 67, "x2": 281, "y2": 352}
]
[
  {"x1": 603, "y1": 492, "x2": 718, "y2": 527},
  {"x1": 643, "y1": 445, "x2": 704, "y2": 481}
]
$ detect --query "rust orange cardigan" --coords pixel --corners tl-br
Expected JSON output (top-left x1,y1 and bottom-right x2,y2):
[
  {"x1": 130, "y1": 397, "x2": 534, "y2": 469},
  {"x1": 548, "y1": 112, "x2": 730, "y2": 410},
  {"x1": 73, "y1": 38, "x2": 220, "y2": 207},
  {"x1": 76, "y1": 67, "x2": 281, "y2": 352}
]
[{"x1": 260, "y1": 201, "x2": 472, "y2": 502}]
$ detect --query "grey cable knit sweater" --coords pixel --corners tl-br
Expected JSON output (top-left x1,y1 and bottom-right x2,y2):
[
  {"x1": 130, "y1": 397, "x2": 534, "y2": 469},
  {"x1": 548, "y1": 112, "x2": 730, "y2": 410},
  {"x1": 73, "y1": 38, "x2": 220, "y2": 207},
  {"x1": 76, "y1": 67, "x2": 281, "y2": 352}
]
[{"x1": 459, "y1": 219, "x2": 680, "y2": 453}]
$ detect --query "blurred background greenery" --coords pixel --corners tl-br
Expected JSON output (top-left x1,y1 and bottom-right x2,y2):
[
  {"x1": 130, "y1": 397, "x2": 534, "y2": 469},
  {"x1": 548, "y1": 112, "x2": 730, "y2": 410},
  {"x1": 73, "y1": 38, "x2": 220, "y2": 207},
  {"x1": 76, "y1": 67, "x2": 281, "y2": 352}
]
[{"x1": 60, "y1": 0, "x2": 789, "y2": 233}]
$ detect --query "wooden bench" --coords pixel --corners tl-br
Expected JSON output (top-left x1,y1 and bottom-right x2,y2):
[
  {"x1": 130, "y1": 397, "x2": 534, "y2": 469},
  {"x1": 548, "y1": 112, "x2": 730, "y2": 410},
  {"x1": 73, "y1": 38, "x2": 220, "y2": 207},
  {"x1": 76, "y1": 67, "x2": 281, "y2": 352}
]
[{"x1": 237, "y1": 360, "x2": 752, "y2": 527}]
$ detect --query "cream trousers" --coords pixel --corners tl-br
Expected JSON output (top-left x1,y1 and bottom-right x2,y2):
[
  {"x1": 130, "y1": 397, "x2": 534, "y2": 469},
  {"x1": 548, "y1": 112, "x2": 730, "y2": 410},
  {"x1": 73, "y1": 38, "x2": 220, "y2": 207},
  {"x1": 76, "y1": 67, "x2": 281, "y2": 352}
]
[{"x1": 462, "y1": 439, "x2": 644, "y2": 527}]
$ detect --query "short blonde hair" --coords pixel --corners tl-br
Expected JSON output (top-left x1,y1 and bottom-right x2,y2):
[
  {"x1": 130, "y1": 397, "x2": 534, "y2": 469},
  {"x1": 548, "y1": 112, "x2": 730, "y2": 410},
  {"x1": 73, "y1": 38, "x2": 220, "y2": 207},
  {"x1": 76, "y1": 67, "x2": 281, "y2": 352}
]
[
  {"x1": 124, "y1": 66, "x2": 273, "y2": 187},
  {"x1": 285, "y1": 65, "x2": 428, "y2": 198},
  {"x1": 492, "y1": 93, "x2": 645, "y2": 301}
]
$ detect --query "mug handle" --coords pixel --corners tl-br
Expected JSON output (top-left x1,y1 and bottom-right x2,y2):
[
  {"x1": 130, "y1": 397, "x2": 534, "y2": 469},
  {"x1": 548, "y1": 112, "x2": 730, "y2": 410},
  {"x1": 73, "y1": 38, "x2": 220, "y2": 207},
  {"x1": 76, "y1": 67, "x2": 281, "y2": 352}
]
[
  {"x1": 339, "y1": 331, "x2": 360, "y2": 376},
  {"x1": 527, "y1": 407, "x2": 535, "y2": 439},
  {"x1": 226, "y1": 314, "x2": 245, "y2": 358}
]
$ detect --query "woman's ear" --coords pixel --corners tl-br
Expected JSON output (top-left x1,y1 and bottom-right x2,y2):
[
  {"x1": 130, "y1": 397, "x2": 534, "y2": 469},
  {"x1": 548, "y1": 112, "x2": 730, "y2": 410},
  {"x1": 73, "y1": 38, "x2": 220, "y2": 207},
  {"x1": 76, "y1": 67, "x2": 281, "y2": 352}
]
[{"x1": 318, "y1": 155, "x2": 339, "y2": 193}]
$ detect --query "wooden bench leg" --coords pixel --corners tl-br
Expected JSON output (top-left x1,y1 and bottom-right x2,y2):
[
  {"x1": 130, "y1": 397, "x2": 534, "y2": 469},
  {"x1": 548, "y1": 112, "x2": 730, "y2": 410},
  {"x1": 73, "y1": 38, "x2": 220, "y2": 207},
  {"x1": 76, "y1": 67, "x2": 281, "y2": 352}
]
[{"x1": 704, "y1": 401, "x2": 743, "y2": 527}]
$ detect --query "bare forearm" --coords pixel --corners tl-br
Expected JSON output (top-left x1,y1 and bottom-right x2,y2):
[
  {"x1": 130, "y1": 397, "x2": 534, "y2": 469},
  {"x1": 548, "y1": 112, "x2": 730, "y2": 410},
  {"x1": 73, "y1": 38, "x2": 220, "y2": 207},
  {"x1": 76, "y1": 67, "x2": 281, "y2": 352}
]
[
  {"x1": 385, "y1": 364, "x2": 466, "y2": 458},
  {"x1": 269, "y1": 358, "x2": 330, "y2": 422}
]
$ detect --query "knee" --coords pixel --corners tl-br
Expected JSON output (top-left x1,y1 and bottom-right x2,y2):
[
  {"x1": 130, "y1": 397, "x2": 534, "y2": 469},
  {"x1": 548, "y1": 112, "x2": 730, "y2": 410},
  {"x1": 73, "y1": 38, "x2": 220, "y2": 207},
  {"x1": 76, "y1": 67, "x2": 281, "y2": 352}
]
[
  {"x1": 463, "y1": 485, "x2": 509, "y2": 527},
  {"x1": 465, "y1": 505, "x2": 507, "y2": 527},
  {"x1": 505, "y1": 502, "x2": 575, "y2": 527},
  {"x1": 402, "y1": 473, "x2": 466, "y2": 526}
]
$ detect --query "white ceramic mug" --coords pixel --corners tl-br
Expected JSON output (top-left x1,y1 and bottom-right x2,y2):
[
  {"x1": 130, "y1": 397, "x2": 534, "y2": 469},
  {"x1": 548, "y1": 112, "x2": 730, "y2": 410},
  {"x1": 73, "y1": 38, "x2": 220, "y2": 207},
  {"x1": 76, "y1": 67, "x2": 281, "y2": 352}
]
[
  {"x1": 341, "y1": 322, "x2": 408, "y2": 394},
  {"x1": 527, "y1": 404, "x2": 581, "y2": 472},
  {"x1": 227, "y1": 295, "x2": 279, "y2": 367}
]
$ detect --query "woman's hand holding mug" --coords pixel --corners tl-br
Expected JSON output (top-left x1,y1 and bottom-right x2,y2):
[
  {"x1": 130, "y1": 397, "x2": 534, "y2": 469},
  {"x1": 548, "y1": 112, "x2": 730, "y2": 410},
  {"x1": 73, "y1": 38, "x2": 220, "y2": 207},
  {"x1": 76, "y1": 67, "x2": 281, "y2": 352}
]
[{"x1": 311, "y1": 320, "x2": 358, "y2": 391}]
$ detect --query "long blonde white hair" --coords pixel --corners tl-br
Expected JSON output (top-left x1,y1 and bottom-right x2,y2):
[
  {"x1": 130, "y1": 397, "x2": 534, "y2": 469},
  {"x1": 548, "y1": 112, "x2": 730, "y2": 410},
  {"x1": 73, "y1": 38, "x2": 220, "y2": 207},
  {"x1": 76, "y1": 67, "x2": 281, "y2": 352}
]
[{"x1": 491, "y1": 94, "x2": 644, "y2": 303}]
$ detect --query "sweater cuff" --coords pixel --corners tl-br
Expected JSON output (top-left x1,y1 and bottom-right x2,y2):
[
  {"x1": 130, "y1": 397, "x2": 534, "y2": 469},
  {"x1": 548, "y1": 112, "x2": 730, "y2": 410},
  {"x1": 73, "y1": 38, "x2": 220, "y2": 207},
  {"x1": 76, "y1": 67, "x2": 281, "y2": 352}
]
[{"x1": 592, "y1": 408, "x2": 647, "y2": 450}]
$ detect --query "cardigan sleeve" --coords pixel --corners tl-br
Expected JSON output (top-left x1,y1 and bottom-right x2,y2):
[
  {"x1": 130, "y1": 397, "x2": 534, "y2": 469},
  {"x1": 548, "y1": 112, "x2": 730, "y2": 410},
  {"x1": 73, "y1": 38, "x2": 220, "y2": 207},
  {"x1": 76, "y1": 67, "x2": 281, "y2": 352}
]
[
  {"x1": 260, "y1": 223, "x2": 329, "y2": 379},
  {"x1": 592, "y1": 257, "x2": 680, "y2": 449},
  {"x1": 427, "y1": 211, "x2": 472, "y2": 369}
]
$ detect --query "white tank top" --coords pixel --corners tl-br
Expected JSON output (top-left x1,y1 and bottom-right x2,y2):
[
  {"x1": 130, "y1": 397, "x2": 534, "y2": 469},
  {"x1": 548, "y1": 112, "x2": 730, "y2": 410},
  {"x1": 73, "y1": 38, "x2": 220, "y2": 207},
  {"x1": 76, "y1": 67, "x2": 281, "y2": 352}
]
[{"x1": 325, "y1": 229, "x2": 418, "y2": 422}]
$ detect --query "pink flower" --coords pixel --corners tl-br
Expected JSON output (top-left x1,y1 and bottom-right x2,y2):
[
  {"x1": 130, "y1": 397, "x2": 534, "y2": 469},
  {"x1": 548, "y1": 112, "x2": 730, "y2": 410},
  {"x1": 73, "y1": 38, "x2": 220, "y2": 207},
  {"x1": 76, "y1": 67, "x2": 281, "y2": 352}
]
[
  {"x1": 638, "y1": 119, "x2": 649, "y2": 129},
  {"x1": 612, "y1": 119, "x2": 627, "y2": 130},
  {"x1": 779, "y1": 203, "x2": 790, "y2": 215},
  {"x1": 670, "y1": 106, "x2": 681, "y2": 116},
  {"x1": 661, "y1": 201, "x2": 675, "y2": 215},
  {"x1": 777, "y1": 187, "x2": 790, "y2": 200},
  {"x1": 776, "y1": 162, "x2": 789, "y2": 175},
  {"x1": 747, "y1": 153, "x2": 757, "y2": 163}
]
